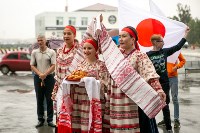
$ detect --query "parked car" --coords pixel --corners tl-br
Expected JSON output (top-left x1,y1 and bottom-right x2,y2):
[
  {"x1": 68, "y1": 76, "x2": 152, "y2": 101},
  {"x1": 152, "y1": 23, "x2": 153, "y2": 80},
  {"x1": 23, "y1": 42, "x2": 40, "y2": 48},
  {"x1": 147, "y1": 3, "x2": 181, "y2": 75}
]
[{"x1": 0, "y1": 51, "x2": 31, "y2": 75}]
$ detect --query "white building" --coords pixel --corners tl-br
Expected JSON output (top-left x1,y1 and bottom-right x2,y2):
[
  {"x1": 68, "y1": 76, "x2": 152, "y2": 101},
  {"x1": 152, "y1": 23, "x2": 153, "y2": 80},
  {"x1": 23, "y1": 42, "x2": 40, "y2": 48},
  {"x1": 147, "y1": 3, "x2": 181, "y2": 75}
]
[{"x1": 35, "y1": 3, "x2": 118, "y2": 41}]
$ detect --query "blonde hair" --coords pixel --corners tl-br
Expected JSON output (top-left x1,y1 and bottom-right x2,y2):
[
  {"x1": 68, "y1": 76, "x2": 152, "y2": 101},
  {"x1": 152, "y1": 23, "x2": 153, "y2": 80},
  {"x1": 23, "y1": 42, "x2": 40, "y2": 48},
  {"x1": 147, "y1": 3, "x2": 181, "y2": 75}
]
[{"x1": 150, "y1": 34, "x2": 163, "y2": 45}]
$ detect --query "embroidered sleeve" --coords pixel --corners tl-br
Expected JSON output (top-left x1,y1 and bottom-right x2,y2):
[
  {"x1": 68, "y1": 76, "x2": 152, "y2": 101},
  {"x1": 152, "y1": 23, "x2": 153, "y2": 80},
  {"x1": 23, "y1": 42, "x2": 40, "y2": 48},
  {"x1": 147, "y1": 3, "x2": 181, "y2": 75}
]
[
  {"x1": 148, "y1": 78, "x2": 163, "y2": 92},
  {"x1": 98, "y1": 61, "x2": 109, "y2": 92},
  {"x1": 136, "y1": 52, "x2": 160, "y2": 82},
  {"x1": 51, "y1": 81, "x2": 59, "y2": 100},
  {"x1": 54, "y1": 48, "x2": 62, "y2": 81}
]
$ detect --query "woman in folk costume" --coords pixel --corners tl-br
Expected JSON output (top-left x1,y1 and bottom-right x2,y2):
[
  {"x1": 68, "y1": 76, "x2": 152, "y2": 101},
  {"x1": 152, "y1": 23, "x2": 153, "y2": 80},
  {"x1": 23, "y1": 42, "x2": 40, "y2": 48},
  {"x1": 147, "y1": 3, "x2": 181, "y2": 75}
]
[
  {"x1": 50, "y1": 25, "x2": 78, "y2": 132},
  {"x1": 51, "y1": 25, "x2": 78, "y2": 101},
  {"x1": 57, "y1": 38, "x2": 109, "y2": 133},
  {"x1": 52, "y1": 24, "x2": 94, "y2": 107},
  {"x1": 101, "y1": 26, "x2": 166, "y2": 133}
]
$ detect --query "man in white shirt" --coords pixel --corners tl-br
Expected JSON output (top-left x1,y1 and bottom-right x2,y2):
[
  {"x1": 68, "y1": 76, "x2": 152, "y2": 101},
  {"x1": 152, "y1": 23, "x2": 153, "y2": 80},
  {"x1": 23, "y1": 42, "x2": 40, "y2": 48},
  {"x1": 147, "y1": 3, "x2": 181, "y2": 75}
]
[{"x1": 30, "y1": 35, "x2": 56, "y2": 128}]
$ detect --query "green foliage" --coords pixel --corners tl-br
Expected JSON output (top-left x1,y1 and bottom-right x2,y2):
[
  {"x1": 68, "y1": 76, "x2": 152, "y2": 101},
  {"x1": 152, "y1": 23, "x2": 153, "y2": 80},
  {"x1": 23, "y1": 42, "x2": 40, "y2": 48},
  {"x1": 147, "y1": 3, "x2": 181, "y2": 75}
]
[
  {"x1": 176, "y1": 3, "x2": 192, "y2": 24},
  {"x1": 188, "y1": 18, "x2": 200, "y2": 45},
  {"x1": 170, "y1": 3, "x2": 200, "y2": 46}
]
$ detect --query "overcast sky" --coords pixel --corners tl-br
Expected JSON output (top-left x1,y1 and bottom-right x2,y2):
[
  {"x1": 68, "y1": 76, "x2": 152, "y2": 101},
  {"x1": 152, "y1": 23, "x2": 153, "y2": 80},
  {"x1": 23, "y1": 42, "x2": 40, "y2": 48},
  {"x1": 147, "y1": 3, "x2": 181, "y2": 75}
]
[{"x1": 0, "y1": 0, "x2": 199, "y2": 39}]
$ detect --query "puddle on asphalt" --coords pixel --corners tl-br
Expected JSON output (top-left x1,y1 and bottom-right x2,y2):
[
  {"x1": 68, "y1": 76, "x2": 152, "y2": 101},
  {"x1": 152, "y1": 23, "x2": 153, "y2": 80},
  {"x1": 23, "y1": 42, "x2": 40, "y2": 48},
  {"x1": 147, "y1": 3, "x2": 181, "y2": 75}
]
[
  {"x1": 180, "y1": 78, "x2": 200, "y2": 90},
  {"x1": 8, "y1": 72, "x2": 33, "y2": 77},
  {"x1": 7, "y1": 89, "x2": 33, "y2": 93},
  {"x1": 179, "y1": 98, "x2": 192, "y2": 105}
]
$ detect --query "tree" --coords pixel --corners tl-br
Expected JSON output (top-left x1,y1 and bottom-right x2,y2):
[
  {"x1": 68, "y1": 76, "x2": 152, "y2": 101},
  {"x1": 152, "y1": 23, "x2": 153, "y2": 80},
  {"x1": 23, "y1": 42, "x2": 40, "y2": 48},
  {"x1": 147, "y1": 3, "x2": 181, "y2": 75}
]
[
  {"x1": 177, "y1": 3, "x2": 192, "y2": 24},
  {"x1": 188, "y1": 18, "x2": 200, "y2": 45},
  {"x1": 170, "y1": 3, "x2": 192, "y2": 24},
  {"x1": 170, "y1": 3, "x2": 200, "y2": 46}
]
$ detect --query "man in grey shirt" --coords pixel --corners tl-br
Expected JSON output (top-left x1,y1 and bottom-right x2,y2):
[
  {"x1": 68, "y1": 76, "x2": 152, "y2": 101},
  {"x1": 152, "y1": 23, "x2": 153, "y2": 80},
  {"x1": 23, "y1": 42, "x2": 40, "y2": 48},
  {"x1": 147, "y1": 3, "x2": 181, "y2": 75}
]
[{"x1": 30, "y1": 35, "x2": 56, "y2": 128}]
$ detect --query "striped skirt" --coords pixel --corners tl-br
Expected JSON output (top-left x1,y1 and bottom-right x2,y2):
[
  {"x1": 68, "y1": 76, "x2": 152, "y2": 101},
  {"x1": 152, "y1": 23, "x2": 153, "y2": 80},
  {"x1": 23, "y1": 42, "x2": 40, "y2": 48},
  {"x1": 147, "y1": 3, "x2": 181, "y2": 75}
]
[
  {"x1": 104, "y1": 84, "x2": 159, "y2": 133},
  {"x1": 71, "y1": 86, "x2": 106, "y2": 133},
  {"x1": 104, "y1": 85, "x2": 140, "y2": 133}
]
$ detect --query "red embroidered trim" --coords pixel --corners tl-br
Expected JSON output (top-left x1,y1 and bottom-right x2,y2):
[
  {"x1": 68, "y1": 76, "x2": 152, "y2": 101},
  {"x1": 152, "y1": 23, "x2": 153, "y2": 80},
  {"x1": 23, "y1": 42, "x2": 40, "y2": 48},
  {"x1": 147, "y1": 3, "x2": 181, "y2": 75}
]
[
  {"x1": 90, "y1": 99, "x2": 102, "y2": 133},
  {"x1": 122, "y1": 49, "x2": 136, "y2": 58},
  {"x1": 148, "y1": 78, "x2": 162, "y2": 91},
  {"x1": 63, "y1": 44, "x2": 75, "y2": 54}
]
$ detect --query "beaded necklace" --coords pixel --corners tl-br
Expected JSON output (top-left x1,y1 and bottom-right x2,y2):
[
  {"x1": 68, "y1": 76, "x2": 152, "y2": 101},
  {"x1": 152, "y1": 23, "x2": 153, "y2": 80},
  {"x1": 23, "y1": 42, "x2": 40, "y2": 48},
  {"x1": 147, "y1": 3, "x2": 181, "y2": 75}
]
[{"x1": 63, "y1": 44, "x2": 75, "y2": 54}]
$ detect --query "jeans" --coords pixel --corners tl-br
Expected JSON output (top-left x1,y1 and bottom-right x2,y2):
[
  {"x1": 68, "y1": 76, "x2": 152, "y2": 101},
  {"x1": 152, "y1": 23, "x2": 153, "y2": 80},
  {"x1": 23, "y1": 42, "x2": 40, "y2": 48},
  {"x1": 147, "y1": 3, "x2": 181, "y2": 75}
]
[
  {"x1": 169, "y1": 77, "x2": 179, "y2": 120},
  {"x1": 34, "y1": 74, "x2": 55, "y2": 123},
  {"x1": 161, "y1": 82, "x2": 172, "y2": 130}
]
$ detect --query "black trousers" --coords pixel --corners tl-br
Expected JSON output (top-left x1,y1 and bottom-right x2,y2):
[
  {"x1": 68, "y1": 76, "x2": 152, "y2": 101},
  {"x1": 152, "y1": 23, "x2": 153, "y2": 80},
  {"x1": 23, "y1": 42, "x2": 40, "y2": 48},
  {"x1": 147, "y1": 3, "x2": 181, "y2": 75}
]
[
  {"x1": 139, "y1": 107, "x2": 159, "y2": 133},
  {"x1": 161, "y1": 82, "x2": 172, "y2": 130},
  {"x1": 34, "y1": 74, "x2": 55, "y2": 123}
]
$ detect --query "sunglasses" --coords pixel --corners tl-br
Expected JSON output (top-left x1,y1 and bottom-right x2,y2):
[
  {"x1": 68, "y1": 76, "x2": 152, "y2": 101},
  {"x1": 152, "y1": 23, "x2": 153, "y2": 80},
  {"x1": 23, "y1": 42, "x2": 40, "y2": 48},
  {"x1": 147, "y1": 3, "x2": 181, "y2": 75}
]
[{"x1": 156, "y1": 40, "x2": 164, "y2": 42}]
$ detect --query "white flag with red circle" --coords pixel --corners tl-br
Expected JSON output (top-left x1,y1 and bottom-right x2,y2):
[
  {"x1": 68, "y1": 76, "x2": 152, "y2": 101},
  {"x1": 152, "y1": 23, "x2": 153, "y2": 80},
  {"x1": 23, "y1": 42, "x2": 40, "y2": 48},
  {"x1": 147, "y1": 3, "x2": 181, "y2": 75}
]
[{"x1": 118, "y1": 0, "x2": 187, "y2": 63}]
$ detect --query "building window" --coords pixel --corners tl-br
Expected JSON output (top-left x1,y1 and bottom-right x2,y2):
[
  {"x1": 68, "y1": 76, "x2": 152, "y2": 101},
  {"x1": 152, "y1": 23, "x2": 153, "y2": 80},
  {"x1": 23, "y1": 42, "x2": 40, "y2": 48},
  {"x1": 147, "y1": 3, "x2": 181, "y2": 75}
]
[
  {"x1": 69, "y1": 17, "x2": 76, "y2": 25},
  {"x1": 81, "y1": 17, "x2": 88, "y2": 26},
  {"x1": 56, "y1": 17, "x2": 63, "y2": 25}
]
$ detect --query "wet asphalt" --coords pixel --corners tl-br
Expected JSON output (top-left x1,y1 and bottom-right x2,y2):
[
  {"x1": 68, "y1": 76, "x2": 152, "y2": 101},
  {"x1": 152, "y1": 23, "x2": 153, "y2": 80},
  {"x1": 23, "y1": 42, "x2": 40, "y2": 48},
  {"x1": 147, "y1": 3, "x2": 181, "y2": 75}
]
[
  {"x1": 0, "y1": 72, "x2": 56, "y2": 133},
  {"x1": 0, "y1": 48, "x2": 199, "y2": 133}
]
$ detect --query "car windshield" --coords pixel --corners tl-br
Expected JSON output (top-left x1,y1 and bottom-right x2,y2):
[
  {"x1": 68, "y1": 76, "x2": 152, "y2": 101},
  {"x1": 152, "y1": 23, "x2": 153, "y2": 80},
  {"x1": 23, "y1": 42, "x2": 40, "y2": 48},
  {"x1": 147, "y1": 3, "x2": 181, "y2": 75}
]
[
  {"x1": 7, "y1": 53, "x2": 18, "y2": 59},
  {"x1": 20, "y1": 53, "x2": 31, "y2": 60}
]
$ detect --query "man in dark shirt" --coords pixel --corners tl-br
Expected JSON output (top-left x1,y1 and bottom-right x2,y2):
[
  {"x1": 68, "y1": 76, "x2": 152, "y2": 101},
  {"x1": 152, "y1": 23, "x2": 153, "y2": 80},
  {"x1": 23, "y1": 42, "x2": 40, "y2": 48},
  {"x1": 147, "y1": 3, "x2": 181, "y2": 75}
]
[{"x1": 146, "y1": 27, "x2": 190, "y2": 132}]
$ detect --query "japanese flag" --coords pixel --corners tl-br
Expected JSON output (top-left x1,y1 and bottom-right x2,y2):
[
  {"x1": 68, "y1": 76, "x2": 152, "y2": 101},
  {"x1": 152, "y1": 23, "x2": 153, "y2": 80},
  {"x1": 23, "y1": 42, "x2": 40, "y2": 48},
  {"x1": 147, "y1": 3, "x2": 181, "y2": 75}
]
[{"x1": 118, "y1": 0, "x2": 187, "y2": 63}]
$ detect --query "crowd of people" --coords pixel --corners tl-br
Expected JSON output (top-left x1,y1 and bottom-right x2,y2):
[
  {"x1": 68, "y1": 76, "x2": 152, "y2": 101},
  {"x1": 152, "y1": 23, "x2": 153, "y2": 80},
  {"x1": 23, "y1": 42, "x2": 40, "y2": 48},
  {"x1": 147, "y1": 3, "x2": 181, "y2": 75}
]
[{"x1": 30, "y1": 15, "x2": 190, "y2": 133}]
